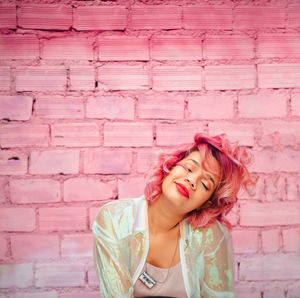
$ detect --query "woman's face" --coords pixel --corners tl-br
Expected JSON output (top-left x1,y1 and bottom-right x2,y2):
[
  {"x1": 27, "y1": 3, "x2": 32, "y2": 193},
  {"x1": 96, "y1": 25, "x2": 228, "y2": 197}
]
[{"x1": 161, "y1": 149, "x2": 221, "y2": 215}]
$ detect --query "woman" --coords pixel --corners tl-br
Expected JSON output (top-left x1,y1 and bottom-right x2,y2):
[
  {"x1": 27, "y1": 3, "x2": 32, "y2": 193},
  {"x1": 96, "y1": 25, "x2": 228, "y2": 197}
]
[{"x1": 92, "y1": 133, "x2": 252, "y2": 298}]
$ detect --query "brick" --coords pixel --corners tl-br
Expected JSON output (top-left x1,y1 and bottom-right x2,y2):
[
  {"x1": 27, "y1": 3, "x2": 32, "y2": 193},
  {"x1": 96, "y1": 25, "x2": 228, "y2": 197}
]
[
  {"x1": 0, "y1": 124, "x2": 49, "y2": 148},
  {"x1": 239, "y1": 255, "x2": 300, "y2": 280},
  {"x1": 287, "y1": 4, "x2": 300, "y2": 27},
  {"x1": 0, "y1": 263, "x2": 33, "y2": 288},
  {"x1": 11, "y1": 235, "x2": 59, "y2": 260},
  {"x1": 86, "y1": 96, "x2": 135, "y2": 120},
  {"x1": 0, "y1": 178, "x2": 6, "y2": 203},
  {"x1": 131, "y1": 6, "x2": 181, "y2": 30},
  {"x1": 36, "y1": 262, "x2": 85, "y2": 287},
  {"x1": 238, "y1": 90, "x2": 287, "y2": 118},
  {"x1": 137, "y1": 94, "x2": 184, "y2": 119},
  {"x1": 136, "y1": 149, "x2": 162, "y2": 174},
  {"x1": 151, "y1": 36, "x2": 202, "y2": 60},
  {"x1": 226, "y1": 204, "x2": 238, "y2": 226},
  {"x1": 60, "y1": 292, "x2": 98, "y2": 298},
  {"x1": 88, "y1": 267, "x2": 98, "y2": 286},
  {"x1": 64, "y1": 178, "x2": 116, "y2": 202},
  {"x1": 99, "y1": 64, "x2": 149, "y2": 90},
  {"x1": 232, "y1": 229, "x2": 258, "y2": 253},
  {"x1": 11, "y1": 291, "x2": 58, "y2": 298},
  {"x1": 286, "y1": 176, "x2": 299, "y2": 201},
  {"x1": 264, "y1": 288, "x2": 285, "y2": 298},
  {"x1": 261, "y1": 229, "x2": 280, "y2": 253},
  {"x1": 240, "y1": 202, "x2": 300, "y2": 226},
  {"x1": 0, "y1": 35, "x2": 39, "y2": 59},
  {"x1": 35, "y1": 96, "x2": 84, "y2": 119},
  {"x1": 0, "y1": 5, "x2": 16, "y2": 29},
  {"x1": 39, "y1": 207, "x2": 86, "y2": 231},
  {"x1": 51, "y1": 123, "x2": 100, "y2": 147},
  {"x1": 282, "y1": 228, "x2": 300, "y2": 252},
  {"x1": 188, "y1": 93, "x2": 234, "y2": 120},
  {"x1": 104, "y1": 122, "x2": 153, "y2": 147},
  {"x1": 73, "y1": 6, "x2": 127, "y2": 30},
  {"x1": 183, "y1": 6, "x2": 232, "y2": 29},
  {"x1": 84, "y1": 149, "x2": 131, "y2": 174},
  {"x1": 235, "y1": 284, "x2": 261, "y2": 298},
  {"x1": 258, "y1": 64, "x2": 300, "y2": 88},
  {"x1": 10, "y1": 179, "x2": 60, "y2": 204},
  {"x1": 156, "y1": 122, "x2": 206, "y2": 146},
  {"x1": 19, "y1": 4, "x2": 72, "y2": 30},
  {"x1": 69, "y1": 66, "x2": 95, "y2": 91},
  {"x1": 118, "y1": 176, "x2": 146, "y2": 199},
  {"x1": 208, "y1": 122, "x2": 254, "y2": 147},
  {"x1": 291, "y1": 92, "x2": 300, "y2": 117},
  {"x1": 153, "y1": 66, "x2": 202, "y2": 91},
  {"x1": 0, "y1": 67, "x2": 10, "y2": 91},
  {"x1": 16, "y1": 66, "x2": 66, "y2": 91},
  {"x1": 205, "y1": 65, "x2": 255, "y2": 90},
  {"x1": 265, "y1": 174, "x2": 286, "y2": 201},
  {"x1": 0, "y1": 151, "x2": 28, "y2": 175},
  {"x1": 0, "y1": 235, "x2": 7, "y2": 259},
  {"x1": 30, "y1": 150, "x2": 79, "y2": 175},
  {"x1": 238, "y1": 174, "x2": 265, "y2": 201},
  {"x1": 204, "y1": 35, "x2": 254, "y2": 59},
  {"x1": 0, "y1": 208, "x2": 35, "y2": 232},
  {"x1": 62, "y1": 234, "x2": 93, "y2": 258},
  {"x1": 0, "y1": 95, "x2": 33, "y2": 121},
  {"x1": 99, "y1": 36, "x2": 149, "y2": 61},
  {"x1": 234, "y1": 6, "x2": 285, "y2": 29}
]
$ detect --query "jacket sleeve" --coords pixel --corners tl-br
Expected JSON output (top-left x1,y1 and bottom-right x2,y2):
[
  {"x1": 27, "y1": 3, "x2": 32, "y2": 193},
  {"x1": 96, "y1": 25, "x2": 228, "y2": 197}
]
[
  {"x1": 92, "y1": 205, "x2": 134, "y2": 298},
  {"x1": 200, "y1": 221, "x2": 236, "y2": 298}
]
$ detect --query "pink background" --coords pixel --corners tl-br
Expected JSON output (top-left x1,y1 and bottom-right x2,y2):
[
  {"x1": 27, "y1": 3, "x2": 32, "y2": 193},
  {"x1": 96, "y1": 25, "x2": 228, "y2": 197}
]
[{"x1": 0, "y1": 1, "x2": 300, "y2": 297}]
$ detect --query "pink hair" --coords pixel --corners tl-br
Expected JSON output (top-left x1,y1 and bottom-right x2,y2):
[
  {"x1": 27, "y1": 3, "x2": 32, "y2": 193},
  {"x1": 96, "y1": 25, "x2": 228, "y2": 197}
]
[{"x1": 144, "y1": 133, "x2": 253, "y2": 230}]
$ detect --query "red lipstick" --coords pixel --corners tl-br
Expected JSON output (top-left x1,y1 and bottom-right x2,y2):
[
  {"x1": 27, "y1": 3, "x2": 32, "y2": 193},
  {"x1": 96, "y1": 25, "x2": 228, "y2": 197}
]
[{"x1": 175, "y1": 183, "x2": 189, "y2": 198}]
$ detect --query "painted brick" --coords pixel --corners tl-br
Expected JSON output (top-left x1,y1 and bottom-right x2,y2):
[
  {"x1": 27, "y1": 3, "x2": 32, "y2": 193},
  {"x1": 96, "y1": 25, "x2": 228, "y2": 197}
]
[
  {"x1": 10, "y1": 179, "x2": 60, "y2": 204},
  {"x1": 51, "y1": 122, "x2": 100, "y2": 147},
  {"x1": 61, "y1": 234, "x2": 93, "y2": 258},
  {"x1": 0, "y1": 5, "x2": 16, "y2": 29},
  {"x1": 0, "y1": 35, "x2": 39, "y2": 59},
  {"x1": 156, "y1": 122, "x2": 206, "y2": 146},
  {"x1": 131, "y1": 6, "x2": 181, "y2": 30},
  {"x1": 287, "y1": 4, "x2": 300, "y2": 27},
  {"x1": 208, "y1": 122, "x2": 255, "y2": 147},
  {"x1": 265, "y1": 174, "x2": 286, "y2": 201},
  {"x1": 286, "y1": 176, "x2": 299, "y2": 201},
  {"x1": 0, "y1": 151, "x2": 28, "y2": 175},
  {"x1": 234, "y1": 6, "x2": 285, "y2": 29},
  {"x1": 240, "y1": 202, "x2": 300, "y2": 226},
  {"x1": 86, "y1": 96, "x2": 135, "y2": 120},
  {"x1": 238, "y1": 90, "x2": 287, "y2": 118},
  {"x1": 288, "y1": 287, "x2": 300, "y2": 298},
  {"x1": 98, "y1": 64, "x2": 149, "y2": 90},
  {"x1": 35, "y1": 96, "x2": 84, "y2": 119},
  {"x1": 60, "y1": 292, "x2": 98, "y2": 298},
  {"x1": 0, "y1": 67, "x2": 10, "y2": 91},
  {"x1": 11, "y1": 235, "x2": 59, "y2": 260},
  {"x1": 30, "y1": 150, "x2": 79, "y2": 175},
  {"x1": 0, "y1": 235, "x2": 7, "y2": 259},
  {"x1": 183, "y1": 6, "x2": 232, "y2": 29},
  {"x1": 64, "y1": 178, "x2": 116, "y2": 202},
  {"x1": 291, "y1": 92, "x2": 300, "y2": 117},
  {"x1": 0, "y1": 178, "x2": 6, "y2": 203},
  {"x1": 226, "y1": 204, "x2": 238, "y2": 226},
  {"x1": 258, "y1": 64, "x2": 300, "y2": 88},
  {"x1": 250, "y1": 149, "x2": 300, "y2": 173},
  {"x1": 73, "y1": 6, "x2": 127, "y2": 30},
  {"x1": 151, "y1": 36, "x2": 202, "y2": 60},
  {"x1": 0, "y1": 263, "x2": 33, "y2": 288},
  {"x1": 257, "y1": 34, "x2": 300, "y2": 58},
  {"x1": 88, "y1": 267, "x2": 98, "y2": 286},
  {"x1": 137, "y1": 94, "x2": 184, "y2": 119},
  {"x1": 104, "y1": 122, "x2": 153, "y2": 147},
  {"x1": 35, "y1": 262, "x2": 85, "y2": 287},
  {"x1": 205, "y1": 65, "x2": 255, "y2": 90},
  {"x1": 204, "y1": 35, "x2": 254, "y2": 59},
  {"x1": 282, "y1": 228, "x2": 300, "y2": 252},
  {"x1": 188, "y1": 93, "x2": 234, "y2": 120},
  {"x1": 0, "y1": 124, "x2": 49, "y2": 148},
  {"x1": 69, "y1": 66, "x2": 95, "y2": 91},
  {"x1": 232, "y1": 229, "x2": 258, "y2": 253},
  {"x1": 99, "y1": 36, "x2": 149, "y2": 61},
  {"x1": 11, "y1": 291, "x2": 58, "y2": 298},
  {"x1": 239, "y1": 255, "x2": 300, "y2": 280},
  {"x1": 84, "y1": 149, "x2": 131, "y2": 174},
  {"x1": 261, "y1": 229, "x2": 280, "y2": 253},
  {"x1": 136, "y1": 149, "x2": 162, "y2": 174},
  {"x1": 238, "y1": 174, "x2": 265, "y2": 201},
  {"x1": 118, "y1": 176, "x2": 146, "y2": 199},
  {"x1": 235, "y1": 284, "x2": 261, "y2": 298},
  {"x1": 0, "y1": 95, "x2": 33, "y2": 121},
  {"x1": 39, "y1": 207, "x2": 86, "y2": 231},
  {"x1": 152, "y1": 66, "x2": 202, "y2": 91},
  {"x1": 16, "y1": 66, "x2": 66, "y2": 91},
  {"x1": 19, "y1": 5, "x2": 72, "y2": 30},
  {"x1": 264, "y1": 288, "x2": 285, "y2": 298},
  {"x1": 0, "y1": 208, "x2": 35, "y2": 232}
]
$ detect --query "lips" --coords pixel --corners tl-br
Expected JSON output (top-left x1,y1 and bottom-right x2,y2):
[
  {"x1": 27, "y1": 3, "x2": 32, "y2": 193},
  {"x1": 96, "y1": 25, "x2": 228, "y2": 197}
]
[{"x1": 175, "y1": 182, "x2": 189, "y2": 198}]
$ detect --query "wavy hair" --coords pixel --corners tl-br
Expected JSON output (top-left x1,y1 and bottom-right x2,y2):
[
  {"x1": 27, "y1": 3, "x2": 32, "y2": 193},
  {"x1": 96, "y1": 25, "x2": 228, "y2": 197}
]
[{"x1": 144, "y1": 133, "x2": 253, "y2": 230}]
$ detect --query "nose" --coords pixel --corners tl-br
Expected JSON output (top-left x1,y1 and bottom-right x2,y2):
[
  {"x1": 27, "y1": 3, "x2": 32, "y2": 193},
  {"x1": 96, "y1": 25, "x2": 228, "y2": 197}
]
[{"x1": 184, "y1": 176, "x2": 196, "y2": 190}]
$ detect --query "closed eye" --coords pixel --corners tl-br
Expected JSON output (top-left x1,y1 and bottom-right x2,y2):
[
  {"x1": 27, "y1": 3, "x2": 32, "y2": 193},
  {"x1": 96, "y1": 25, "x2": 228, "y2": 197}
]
[{"x1": 202, "y1": 182, "x2": 209, "y2": 191}]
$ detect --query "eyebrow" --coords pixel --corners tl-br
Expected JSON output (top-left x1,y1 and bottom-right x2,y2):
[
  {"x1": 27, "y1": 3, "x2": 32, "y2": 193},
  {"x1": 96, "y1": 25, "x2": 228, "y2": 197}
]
[{"x1": 187, "y1": 159, "x2": 216, "y2": 186}]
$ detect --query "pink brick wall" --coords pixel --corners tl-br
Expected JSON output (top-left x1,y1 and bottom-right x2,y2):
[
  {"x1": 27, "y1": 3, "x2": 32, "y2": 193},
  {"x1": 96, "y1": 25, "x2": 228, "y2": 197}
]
[{"x1": 0, "y1": 1, "x2": 299, "y2": 297}]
